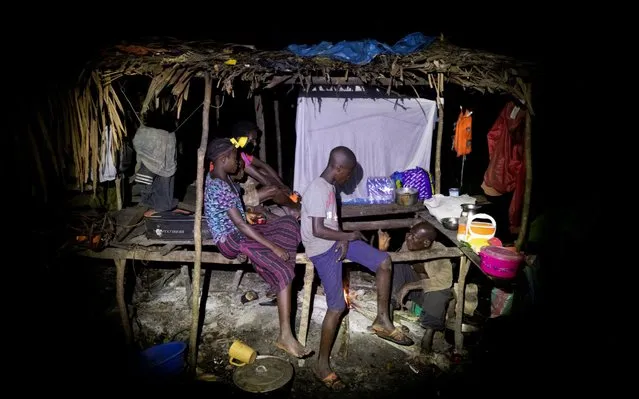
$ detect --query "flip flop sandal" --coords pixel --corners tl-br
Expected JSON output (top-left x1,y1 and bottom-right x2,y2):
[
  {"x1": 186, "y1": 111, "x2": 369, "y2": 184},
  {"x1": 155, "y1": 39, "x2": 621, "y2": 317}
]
[
  {"x1": 366, "y1": 324, "x2": 409, "y2": 334},
  {"x1": 316, "y1": 372, "x2": 346, "y2": 391},
  {"x1": 371, "y1": 326, "x2": 414, "y2": 346},
  {"x1": 273, "y1": 342, "x2": 313, "y2": 359},
  {"x1": 259, "y1": 298, "x2": 277, "y2": 306}
]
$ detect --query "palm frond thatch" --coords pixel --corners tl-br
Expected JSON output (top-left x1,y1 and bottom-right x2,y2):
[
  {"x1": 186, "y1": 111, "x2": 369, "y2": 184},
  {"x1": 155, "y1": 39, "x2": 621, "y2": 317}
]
[{"x1": 37, "y1": 36, "x2": 535, "y2": 197}]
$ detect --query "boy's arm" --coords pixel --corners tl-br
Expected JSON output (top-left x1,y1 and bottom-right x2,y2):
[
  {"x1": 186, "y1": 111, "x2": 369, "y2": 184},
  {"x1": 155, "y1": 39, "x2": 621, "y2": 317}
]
[{"x1": 311, "y1": 217, "x2": 364, "y2": 242}]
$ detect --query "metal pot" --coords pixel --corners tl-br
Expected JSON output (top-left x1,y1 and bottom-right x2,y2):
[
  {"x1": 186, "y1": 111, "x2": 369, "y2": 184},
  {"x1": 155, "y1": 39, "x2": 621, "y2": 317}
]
[
  {"x1": 395, "y1": 187, "x2": 418, "y2": 206},
  {"x1": 233, "y1": 355, "x2": 294, "y2": 395}
]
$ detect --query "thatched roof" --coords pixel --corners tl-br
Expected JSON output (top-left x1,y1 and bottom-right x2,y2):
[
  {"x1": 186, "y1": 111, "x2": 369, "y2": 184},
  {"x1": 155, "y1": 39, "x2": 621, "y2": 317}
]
[
  {"x1": 31, "y1": 35, "x2": 534, "y2": 199},
  {"x1": 94, "y1": 36, "x2": 533, "y2": 98}
]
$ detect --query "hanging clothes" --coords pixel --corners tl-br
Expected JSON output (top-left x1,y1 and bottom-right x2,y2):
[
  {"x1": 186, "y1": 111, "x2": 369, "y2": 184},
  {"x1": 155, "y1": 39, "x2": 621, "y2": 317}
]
[
  {"x1": 99, "y1": 126, "x2": 117, "y2": 182},
  {"x1": 481, "y1": 101, "x2": 526, "y2": 234},
  {"x1": 453, "y1": 109, "x2": 473, "y2": 157}
]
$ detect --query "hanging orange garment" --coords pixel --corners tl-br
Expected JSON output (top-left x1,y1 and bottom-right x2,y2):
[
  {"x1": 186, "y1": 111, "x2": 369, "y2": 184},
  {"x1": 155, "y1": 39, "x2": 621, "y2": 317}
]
[{"x1": 453, "y1": 110, "x2": 473, "y2": 157}]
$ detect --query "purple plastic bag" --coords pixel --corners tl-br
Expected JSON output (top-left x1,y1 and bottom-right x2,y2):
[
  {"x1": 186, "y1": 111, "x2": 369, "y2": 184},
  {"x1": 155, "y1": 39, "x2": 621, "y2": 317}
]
[{"x1": 398, "y1": 167, "x2": 432, "y2": 200}]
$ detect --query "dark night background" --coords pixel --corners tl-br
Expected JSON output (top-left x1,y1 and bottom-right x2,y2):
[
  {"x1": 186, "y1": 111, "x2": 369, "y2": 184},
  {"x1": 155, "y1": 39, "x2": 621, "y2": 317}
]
[{"x1": 8, "y1": 8, "x2": 602, "y2": 394}]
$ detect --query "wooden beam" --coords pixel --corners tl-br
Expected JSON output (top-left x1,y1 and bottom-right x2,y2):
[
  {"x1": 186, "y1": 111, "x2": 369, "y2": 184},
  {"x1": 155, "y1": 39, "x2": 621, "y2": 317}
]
[
  {"x1": 78, "y1": 246, "x2": 461, "y2": 264},
  {"x1": 340, "y1": 203, "x2": 424, "y2": 219},
  {"x1": 189, "y1": 74, "x2": 212, "y2": 372},
  {"x1": 271, "y1": 76, "x2": 430, "y2": 87}
]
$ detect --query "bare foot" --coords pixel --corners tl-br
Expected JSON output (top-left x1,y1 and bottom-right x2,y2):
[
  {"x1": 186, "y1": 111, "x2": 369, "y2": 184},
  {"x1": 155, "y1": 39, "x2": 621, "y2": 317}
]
[
  {"x1": 371, "y1": 316, "x2": 395, "y2": 333},
  {"x1": 274, "y1": 336, "x2": 312, "y2": 358}
]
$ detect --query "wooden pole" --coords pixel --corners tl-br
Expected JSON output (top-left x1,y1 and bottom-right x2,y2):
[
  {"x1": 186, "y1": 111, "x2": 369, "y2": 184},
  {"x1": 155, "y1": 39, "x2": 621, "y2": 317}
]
[
  {"x1": 254, "y1": 95, "x2": 266, "y2": 161},
  {"x1": 114, "y1": 258, "x2": 132, "y2": 345},
  {"x1": 188, "y1": 74, "x2": 212, "y2": 372},
  {"x1": 297, "y1": 263, "x2": 315, "y2": 367},
  {"x1": 434, "y1": 73, "x2": 445, "y2": 194},
  {"x1": 215, "y1": 94, "x2": 220, "y2": 127},
  {"x1": 115, "y1": 177, "x2": 123, "y2": 210},
  {"x1": 453, "y1": 256, "x2": 469, "y2": 354},
  {"x1": 274, "y1": 100, "x2": 283, "y2": 177},
  {"x1": 516, "y1": 83, "x2": 533, "y2": 251}
]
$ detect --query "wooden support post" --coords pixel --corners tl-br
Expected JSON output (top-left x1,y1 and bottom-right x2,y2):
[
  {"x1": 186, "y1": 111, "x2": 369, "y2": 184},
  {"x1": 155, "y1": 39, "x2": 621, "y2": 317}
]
[
  {"x1": 254, "y1": 95, "x2": 266, "y2": 162},
  {"x1": 215, "y1": 94, "x2": 221, "y2": 127},
  {"x1": 115, "y1": 177, "x2": 123, "y2": 210},
  {"x1": 231, "y1": 269, "x2": 244, "y2": 291},
  {"x1": 434, "y1": 73, "x2": 445, "y2": 195},
  {"x1": 274, "y1": 100, "x2": 283, "y2": 177},
  {"x1": 181, "y1": 265, "x2": 192, "y2": 309},
  {"x1": 188, "y1": 74, "x2": 213, "y2": 372},
  {"x1": 516, "y1": 83, "x2": 533, "y2": 251},
  {"x1": 337, "y1": 270, "x2": 350, "y2": 359},
  {"x1": 114, "y1": 258, "x2": 132, "y2": 345},
  {"x1": 454, "y1": 256, "x2": 470, "y2": 354},
  {"x1": 297, "y1": 262, "x2": 315, "y2": 366}
]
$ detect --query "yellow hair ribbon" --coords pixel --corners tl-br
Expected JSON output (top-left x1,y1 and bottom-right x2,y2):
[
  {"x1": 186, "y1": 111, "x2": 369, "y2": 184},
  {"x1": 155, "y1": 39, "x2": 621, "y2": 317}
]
[{"x1": 230, "y1": 137, "x2": 248, "y2": 148}]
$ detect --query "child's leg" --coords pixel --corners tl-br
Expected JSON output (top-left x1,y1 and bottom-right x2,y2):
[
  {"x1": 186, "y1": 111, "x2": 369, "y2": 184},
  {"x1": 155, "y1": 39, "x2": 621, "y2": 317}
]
[
  {"x1": 310, "y1": 244, "x2": 347, "y2": 379},
  {"x1": 346, "y1": 240, "x2": 413, "y2": 345}
]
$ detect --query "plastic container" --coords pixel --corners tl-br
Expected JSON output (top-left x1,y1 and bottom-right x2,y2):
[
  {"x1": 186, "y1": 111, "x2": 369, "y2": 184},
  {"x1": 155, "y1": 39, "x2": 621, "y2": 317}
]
[
  {"x1": 366, "y1": 177, "x2": 395, "y2": 204},
  {"x1": 479, "y1": 246, "x2": 524, "y2": 279},
  {"x1": 138, "y1": 341, "x2": 187, "y2": 377}
]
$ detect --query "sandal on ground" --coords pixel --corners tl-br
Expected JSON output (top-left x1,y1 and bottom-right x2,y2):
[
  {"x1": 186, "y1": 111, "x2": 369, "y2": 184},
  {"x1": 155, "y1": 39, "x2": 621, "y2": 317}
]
[
  {"x1": 371, "y1": 325, "x2": 414, "y2": 346},
  {"x1": 315, "y1": 371, "x2": 346, "y2": 391}
]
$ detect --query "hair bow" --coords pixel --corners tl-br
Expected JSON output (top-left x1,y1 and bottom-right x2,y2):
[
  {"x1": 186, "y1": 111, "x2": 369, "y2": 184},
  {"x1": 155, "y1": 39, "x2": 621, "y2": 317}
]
[{"x1": 230, "y1": 137, "x2": 248, "y2": 148}]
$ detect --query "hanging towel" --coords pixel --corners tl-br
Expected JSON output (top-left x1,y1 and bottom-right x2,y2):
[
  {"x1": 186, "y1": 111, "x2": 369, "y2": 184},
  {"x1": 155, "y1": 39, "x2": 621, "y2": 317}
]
[{"x1": 99, "y1": 126, "x2": 117, "y2": 182}]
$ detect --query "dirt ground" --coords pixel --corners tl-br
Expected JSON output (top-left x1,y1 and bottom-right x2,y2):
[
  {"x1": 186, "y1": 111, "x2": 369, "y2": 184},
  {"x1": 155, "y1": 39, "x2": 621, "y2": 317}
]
[
  {"x1": 131, "y1": 266, "x2": 454, "y2": 397},
  {"x1": 28, "y1": 253, "x2": 552, "y2": 397}
]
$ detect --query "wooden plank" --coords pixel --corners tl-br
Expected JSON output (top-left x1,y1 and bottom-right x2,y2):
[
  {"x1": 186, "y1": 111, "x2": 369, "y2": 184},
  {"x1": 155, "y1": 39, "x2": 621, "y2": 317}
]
[
  {"x1": 417, "y1": 211, "x2": 482, "y2": 268},
  {"x1": 342, "y1": 218, "x2": 417, "y2": 231},
  {"x1": 127, "y1": 235, "x2": 217, "y2": 247},
  {"x1": 78, "y1": 246, "x2": 460, "y2": 265},
  {"x1": 115, "y1": 206, "x2": 147, "y2": 242},
  {"x1": 341, "y1": 203, "x2": 425, "y2": 219}
]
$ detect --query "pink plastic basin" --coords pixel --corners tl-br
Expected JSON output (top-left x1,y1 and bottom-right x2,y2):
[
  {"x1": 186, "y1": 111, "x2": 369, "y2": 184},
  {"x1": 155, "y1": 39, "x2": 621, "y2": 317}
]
[{"x1": 479, "y1": 246, "x2": 524, "y2": 279}]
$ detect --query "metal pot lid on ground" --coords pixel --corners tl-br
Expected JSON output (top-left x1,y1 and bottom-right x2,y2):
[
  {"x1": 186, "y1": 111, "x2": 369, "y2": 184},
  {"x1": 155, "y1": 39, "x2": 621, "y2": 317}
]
[{"x1": 232, "y1": 355, "x2": 294, "y2": 393}]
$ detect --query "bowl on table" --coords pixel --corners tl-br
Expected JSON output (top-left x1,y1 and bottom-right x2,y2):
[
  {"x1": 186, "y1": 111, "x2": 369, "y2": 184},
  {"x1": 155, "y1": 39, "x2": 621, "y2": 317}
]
[{"x1": 440, "y1": 217, "x2": 459, "y2": 231}]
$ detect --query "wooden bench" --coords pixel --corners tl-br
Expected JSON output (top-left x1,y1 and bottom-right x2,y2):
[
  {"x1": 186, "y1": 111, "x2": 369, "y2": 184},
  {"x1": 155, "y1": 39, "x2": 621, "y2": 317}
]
[
  {"x1": 78, "y1": 203, "x2": 467, "y2": 363},
  {"x1": 79, "y1": 244, "x2": 461, "y2": 350}
]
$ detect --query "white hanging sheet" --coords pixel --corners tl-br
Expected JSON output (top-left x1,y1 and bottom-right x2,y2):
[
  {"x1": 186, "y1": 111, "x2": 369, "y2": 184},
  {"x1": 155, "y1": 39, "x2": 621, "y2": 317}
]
[{"x1": 293, "y1": 91, "x2": 437, "y2": 202}]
